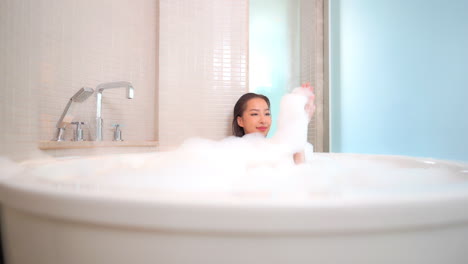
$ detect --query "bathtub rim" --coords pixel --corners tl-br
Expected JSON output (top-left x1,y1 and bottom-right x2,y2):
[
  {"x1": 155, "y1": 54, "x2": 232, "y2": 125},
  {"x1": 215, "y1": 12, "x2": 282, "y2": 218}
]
[
  {"x1": 1, "y1": 176, "x2": 468, "y2": 235},
  {"x1": 1, "y1": 152, "x2": 468, "y2": 234}
]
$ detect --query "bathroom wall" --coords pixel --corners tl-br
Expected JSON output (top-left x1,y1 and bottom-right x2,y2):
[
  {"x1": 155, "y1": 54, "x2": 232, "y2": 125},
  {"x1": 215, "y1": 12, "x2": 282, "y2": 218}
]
[
  {"x1": 0, "y1": 0, "x2": 39, "y2": 159},
  {"x1": 330, "y1": 0, "x2": 468, "y2": 161},
  {"x1": 0, "y1": 0, "x2": 158, "y2": 159},
  {"x1": 158, "y1": 0, "x2": 248, "y2": 148}
]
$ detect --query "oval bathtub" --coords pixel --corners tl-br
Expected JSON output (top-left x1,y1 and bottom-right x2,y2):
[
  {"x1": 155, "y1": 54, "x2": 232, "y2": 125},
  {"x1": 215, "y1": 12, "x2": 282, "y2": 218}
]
[{"x1": 1, "y1": 153, "x2": 468, "y2": 264}]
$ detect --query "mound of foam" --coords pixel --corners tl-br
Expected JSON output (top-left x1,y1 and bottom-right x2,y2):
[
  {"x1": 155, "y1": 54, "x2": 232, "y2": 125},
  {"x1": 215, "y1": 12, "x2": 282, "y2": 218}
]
[
  {"x1": 1, "y1": 140, "x2": 467, "y2": 203},
  {"x1": 1, "y1": 87, "x2": 467, "y2": 202}
]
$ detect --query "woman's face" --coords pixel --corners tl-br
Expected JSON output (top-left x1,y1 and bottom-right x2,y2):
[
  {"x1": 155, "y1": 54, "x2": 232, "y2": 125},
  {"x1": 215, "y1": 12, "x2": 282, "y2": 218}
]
[{"x1": 237, "y1": 97, "x2": 271, "y2": 136}]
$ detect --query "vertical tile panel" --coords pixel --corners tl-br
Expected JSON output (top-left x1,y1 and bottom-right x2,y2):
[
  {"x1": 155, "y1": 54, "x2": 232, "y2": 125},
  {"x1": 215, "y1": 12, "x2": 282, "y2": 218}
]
[
  {"x1": 159, "y1": 0, "x2": 248, "y2": 147},
  {"x1": 301, "y1": 0, "x2": 318, "y2": 149},
  {"x1": 301, "y1": 0, "x2": 325, "y2": 152},
  {"x1": 0, "y1": 0, "x2": 40, "y2": 159}
]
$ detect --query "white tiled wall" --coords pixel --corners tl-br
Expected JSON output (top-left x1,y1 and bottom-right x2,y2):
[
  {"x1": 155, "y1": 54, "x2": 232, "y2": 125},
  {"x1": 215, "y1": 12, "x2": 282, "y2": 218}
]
[
  {"x1": 159, "y1": 0, "x2": 249, "y2": 148},
  {"x1": 0, "y1": 0, "x2": 158, "y2": 159},
  {"x1": 1, "y1": 0, "x2": 251, "y2": 158}
]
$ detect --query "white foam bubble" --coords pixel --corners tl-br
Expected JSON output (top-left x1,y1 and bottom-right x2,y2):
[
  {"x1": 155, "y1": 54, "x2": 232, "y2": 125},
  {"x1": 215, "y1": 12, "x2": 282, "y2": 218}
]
[
  {"x1": 1, "y1": 88, "x2": 467, "y2": 203},
  {"x1": 1, "y1": 149, "x2": 468, "y2": 204}
]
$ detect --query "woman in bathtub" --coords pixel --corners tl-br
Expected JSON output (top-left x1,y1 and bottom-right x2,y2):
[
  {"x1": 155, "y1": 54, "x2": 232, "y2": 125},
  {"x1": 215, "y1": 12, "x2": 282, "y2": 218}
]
[{"x1": 231, "y1": 83, "x2": 315, "y2": 164}]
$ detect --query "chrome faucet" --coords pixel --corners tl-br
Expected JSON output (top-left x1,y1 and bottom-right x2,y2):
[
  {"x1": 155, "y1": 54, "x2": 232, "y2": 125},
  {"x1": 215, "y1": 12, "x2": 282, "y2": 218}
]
[{"x1": 95, "y1": 81, "x2": 134, "y2": 141}]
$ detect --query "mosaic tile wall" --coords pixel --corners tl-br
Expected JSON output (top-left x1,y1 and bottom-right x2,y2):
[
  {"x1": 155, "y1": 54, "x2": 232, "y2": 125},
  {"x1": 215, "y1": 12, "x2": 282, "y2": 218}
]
[
  {"x1": 159, "y1": 0, "x2": 249, "y2": 148},
  {"x1": 0, "y1": 0, "x2": 158, "y2": 158}
]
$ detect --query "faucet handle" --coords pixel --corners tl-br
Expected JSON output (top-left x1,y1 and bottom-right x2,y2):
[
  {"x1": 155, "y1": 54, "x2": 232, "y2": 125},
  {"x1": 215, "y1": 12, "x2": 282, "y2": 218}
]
[
  {"x1": 71, "y1": 122, "x2": 86, "y2": 141},
  {"x1": 53, "y1": 127, "x2": 66, "y2": 141},
  {"x1": 111, "y1": 124, "x2": 124, "y2": 141}
]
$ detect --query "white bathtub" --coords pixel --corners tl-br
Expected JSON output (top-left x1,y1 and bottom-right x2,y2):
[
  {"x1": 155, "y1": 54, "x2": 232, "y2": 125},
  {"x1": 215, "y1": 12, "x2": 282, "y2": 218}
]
[{"x1": 1, "y1": 153, "x2": 468, "y2": 264}]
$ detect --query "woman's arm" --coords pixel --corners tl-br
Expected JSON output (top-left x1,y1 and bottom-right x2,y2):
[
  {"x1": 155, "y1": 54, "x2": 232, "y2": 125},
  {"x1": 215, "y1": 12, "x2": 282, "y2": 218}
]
[
  {"x1": 293, "y1": 83, "x2": 315, "y2": 164},
  {"x1": 293, "y1": 151, "x2": 305, "y2": 164}
]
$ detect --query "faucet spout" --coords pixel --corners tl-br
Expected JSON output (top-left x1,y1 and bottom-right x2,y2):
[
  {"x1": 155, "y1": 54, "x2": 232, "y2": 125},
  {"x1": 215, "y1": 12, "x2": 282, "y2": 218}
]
[
  {"x1": 95, "y1": 81, "x2": 134, "y2": 141},
  {"x1": 96, "y1": 81, "x2": 134, "y2": 99}
]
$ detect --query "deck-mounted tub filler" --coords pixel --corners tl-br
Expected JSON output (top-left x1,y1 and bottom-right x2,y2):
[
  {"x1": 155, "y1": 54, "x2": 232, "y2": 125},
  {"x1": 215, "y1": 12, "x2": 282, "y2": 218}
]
[{"x1": 0, "y1": 151, "x2": 468, "y2": 264}]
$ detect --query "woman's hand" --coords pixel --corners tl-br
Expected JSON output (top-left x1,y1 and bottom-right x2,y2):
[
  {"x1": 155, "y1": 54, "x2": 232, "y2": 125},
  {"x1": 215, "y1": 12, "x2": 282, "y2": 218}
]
[
  {"x1": 302, "y1": 83, "x2": 316, "y2": 121},
  {"x1": 293, "y1": 150, "x2": 305, "y2": 164}
]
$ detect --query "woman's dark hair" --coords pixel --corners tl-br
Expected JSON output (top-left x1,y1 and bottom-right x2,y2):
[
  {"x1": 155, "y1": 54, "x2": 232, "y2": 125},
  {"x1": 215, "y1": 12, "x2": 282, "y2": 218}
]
[{"x1": 232, "y1": 93, "x2": 270, "y2": 137}]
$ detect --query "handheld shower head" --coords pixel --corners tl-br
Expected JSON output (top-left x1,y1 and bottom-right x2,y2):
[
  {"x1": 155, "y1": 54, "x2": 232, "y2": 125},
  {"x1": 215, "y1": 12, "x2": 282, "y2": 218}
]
[
  {"x1": 71, "y1": 87, "x2": 94, "y2": 102},
  {"x1": 55, "y1": 87, "x2": 95, "y2": 131}
]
